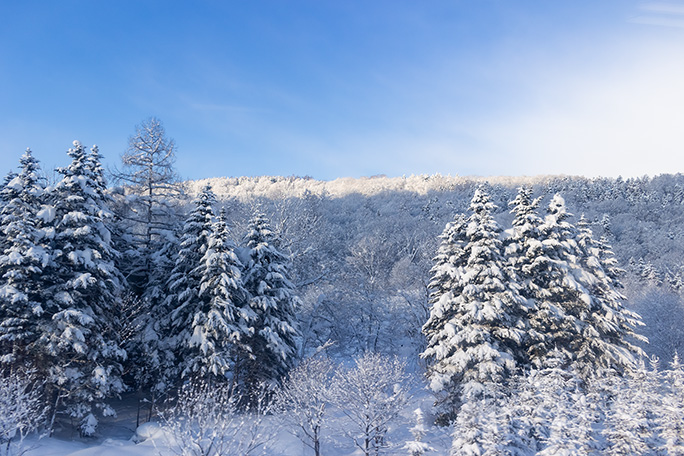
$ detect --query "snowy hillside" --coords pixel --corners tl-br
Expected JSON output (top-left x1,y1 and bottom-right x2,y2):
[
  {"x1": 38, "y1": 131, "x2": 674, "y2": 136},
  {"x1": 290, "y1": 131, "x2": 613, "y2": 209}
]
[
  {"x1": 3, "y1": 136, "x2": 684, "y2": 455},
  {"x1": 185, "y1": 172, "x2": 684, "y2": 363}
]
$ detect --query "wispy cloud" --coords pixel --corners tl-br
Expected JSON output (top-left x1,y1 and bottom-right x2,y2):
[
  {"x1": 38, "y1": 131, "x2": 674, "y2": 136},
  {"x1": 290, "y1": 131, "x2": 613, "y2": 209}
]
[
  {"x1": 641, "y1": 2, "x2": 684, "y2": 14},
  {"x1": 630, "y1": 2, "x2": 684, "y2": 28},
  {"x1": 185, "y1": 101, "x2": 268, "y2": 115}
]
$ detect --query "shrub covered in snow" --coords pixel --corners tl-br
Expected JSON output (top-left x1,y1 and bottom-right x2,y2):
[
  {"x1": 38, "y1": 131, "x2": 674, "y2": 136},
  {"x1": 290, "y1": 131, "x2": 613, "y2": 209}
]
[
  {"x1": 0, "y1": 369, "x2": 46, "y2": 456},
  {"x1": 159, "y1": 381, "x2": 276, "y2": 456}
]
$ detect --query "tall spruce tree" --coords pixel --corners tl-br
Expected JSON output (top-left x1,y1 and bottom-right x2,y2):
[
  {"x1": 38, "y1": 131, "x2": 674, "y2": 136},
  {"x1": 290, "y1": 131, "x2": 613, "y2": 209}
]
[
  {"x1": 521, "y1": 194, "x2": 591, "y2": 368},
  {"x1": 509, "y1": 191, "x2": 645, "y2": 375},
  {"x1": 188, "y1": 209, "x2": 251, "y2": 382},
  {"x1": 0, "y1": 150, "x2": 48, "y2": 366},
  {"x1": 166, "y1": 185, "x2": 217, "y2": 383},
  {"x1": 38, "y1": 142, "x2": 126, "y2": 436},
  {"x1": 421, "y1": 213, "x2": 469, "y2": 417},
  {"x1": 422, "y1": 189, "x2": 527, "y2": 420},
  {"x1": 241, "y1": 210, "x2": 301, "y2": 391},
  {"x1": 574, "y1": 216, "x2": 646, "y2": 374},
  {"x1": 505, "y1": 186, "x2": 544, "y2": 366}
]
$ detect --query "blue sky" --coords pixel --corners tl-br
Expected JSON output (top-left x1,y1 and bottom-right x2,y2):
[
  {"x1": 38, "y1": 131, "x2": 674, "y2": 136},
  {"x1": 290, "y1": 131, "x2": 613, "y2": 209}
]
[{"x1": 1, "y1": 1, "x2": 684, "y2": 181}]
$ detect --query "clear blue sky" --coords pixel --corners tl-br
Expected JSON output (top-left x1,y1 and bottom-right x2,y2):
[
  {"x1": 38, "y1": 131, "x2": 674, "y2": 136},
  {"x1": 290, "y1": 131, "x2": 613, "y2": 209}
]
[{"x1": 1, "y1": 1, "x2": 684, "y2": 181}]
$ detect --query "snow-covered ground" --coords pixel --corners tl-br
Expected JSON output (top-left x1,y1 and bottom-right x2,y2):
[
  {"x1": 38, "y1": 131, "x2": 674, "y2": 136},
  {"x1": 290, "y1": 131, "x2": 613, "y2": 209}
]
[{"x1": 19, "y1": 388, "x2": 450, "y2": 456}]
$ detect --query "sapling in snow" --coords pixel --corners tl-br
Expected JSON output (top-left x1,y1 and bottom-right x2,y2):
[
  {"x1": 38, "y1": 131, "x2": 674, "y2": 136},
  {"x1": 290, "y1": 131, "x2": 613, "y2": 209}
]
[
  {"x1": 0, "y1": 369, "x2": 46, "y2": 456},
  {"x1": 276, "y1": 356, "x2": 333, "y2": 456},
  {"x1": 160, "y1": 381, "x2": 276, "y2": 456},
  {"x1": 331, "y1": 352, "x2": 412, "y2": 456},
  {"x1": 404, "y1": 408, "x2": 434, "y2": 456}
]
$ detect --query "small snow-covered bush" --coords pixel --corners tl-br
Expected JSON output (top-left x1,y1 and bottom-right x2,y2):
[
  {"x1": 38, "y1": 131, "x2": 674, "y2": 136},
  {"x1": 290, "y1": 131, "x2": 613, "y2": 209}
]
[
  {"x1": 331, "y1": 352, "x2": 412, "y2": 456},
  {"x1": 404, "y1": 408, "x2": 434, "y2": 456},
  {"x1": 276, "y1": 356, "x2": 334, "y2": 456},
  {"x1": 0, "y1": 369, "x2": 46, "y2": 456},
  {"x1": 160, "y1": 381, "x2": 276, "y2": 456}
]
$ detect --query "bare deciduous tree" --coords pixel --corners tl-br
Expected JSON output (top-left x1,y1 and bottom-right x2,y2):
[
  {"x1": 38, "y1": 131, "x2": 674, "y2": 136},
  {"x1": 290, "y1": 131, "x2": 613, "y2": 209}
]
[
  {"x1": 159, "y1": 381, "x2": 276, "y2": 456},
  {"x1": 331, "y1": 352, "x2": 412, "y2": 456},
  {"x1": 276, "y1": 357, "x2": 334, "y2": 456},
  {"x1": 0, "y1": 369, "x2": 46, "y2": 456},
  {"x1": 112, "y1": 116, "x2": 183, "y2": 296}
]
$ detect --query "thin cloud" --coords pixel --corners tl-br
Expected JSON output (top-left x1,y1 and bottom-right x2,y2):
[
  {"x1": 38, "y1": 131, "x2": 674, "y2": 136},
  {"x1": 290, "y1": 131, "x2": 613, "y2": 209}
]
[
  {"x1": 186, "y1": 101, "x2": 267, "y2": 115},
  {"x1": 630, "y1": 15, "x2": 684, "y2": 28},
  {"x1": 640, "y1": 2, "x2": 684, "y2": 14},
  {"x1": 630, "y1": 2, "x2": 684, "y2": 28}
]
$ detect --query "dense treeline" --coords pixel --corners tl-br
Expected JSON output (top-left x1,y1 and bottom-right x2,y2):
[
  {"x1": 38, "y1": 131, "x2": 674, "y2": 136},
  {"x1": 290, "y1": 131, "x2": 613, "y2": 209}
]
[
  {"x1": 0, "y1": 124, "x2": 300, "y2": 435},
  {"x1": 187, "y1": 172, "x2": 684, "y2": 363}
]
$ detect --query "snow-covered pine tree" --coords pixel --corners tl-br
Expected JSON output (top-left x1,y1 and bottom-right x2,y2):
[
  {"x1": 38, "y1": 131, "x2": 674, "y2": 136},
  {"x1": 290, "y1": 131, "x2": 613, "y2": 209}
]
[
  {"x1": 656, "y1": 353, "x2": 684, "y2": 455},
  {"x1": 520, "y1": 194, "x2": 591, "y2": 369},
  {"x1": 186, "y1": 209, "x2": 251, "y2": 383},
  {"x1": 604, "y1": 357, "x2": 661, "y2": 455},
  {"x1": 531, "y1": 350, "x2": 596, "y2": 456},
  {"x1": 0, "y1": 150, "x2": 48, "y2": 366},
  {"x1": 574, "y1": 216, "x2": 646, "y2": 375},
  {"x1": 165, "y1": 185, "x2": 217, "y2": 384},
  {"x1": 0, "y1": 171, "x2": 18, "y2": 253},
  {"x1": 505, "y1": 186, "x2": 544, "y2": 366},
  {"x1": 240, "y1": 210, "x2": 301, "y2": 393},
  {"x1": 421, "y1": 213, "x2": 469, "y2": 419},
  {"x1": 38, "y1": 142, "x2": 126, "y2": 436},
  {"x1": 404, "y1": 408, "x2": 434, "y2": 456},
  {"x1": 422, "y1": 189, "x2": 527, "y2": 422}
]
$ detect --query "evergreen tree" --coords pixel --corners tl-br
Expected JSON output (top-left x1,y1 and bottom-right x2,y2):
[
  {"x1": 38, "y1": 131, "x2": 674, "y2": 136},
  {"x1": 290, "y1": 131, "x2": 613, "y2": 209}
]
[
  {"x1": 422, "y1": 189, "x2": 527, "y2": 421},
  {"x1": 166, "y1": 185, "x2": 217, "y2": 383},
  {"x1": 604, "y1": 358, "x2": 661, "y2": 455},
  {"x1": 38, "y1": 142, "x2": 126, "y2": 436},
  {"x1": 187, "y1": 209, "x2": 251, "y2": 382},
  {"x1": 421, "y1": 214, "x2": 469, "y2": 417},
  {"x1": 521, "y1": 194, "x2": 590, "y2": 368},
  {"x1": 532, "y1": 351, "x2": 596, "y2": 456},
  {"x1": 509, "y1": 191, "x2": 645, "y2": 375},
  {"x1": 241, "y1": 210, "x2": 301, "y2": 391},
  {"x1": 0, "y1": 150, "x2": 47, "y2": 365},
  {"x1": 657, "y1": 353, "x2": 684, "y2": 455},
  {"x1": 574, "y1": 216, "x2": 646, "y2": 374},
  {"x1": 404, "y1": 408, "x2": 434, "y2": 456},
  {"x1": 505, "y1": 186, "x2": 545, "y2": 366}
]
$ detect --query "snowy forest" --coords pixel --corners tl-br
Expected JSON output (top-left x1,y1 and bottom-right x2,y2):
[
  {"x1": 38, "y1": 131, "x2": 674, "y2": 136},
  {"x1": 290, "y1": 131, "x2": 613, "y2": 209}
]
[{"x1": 3, "y1": 118, "x2": 684, "y2": 455}]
